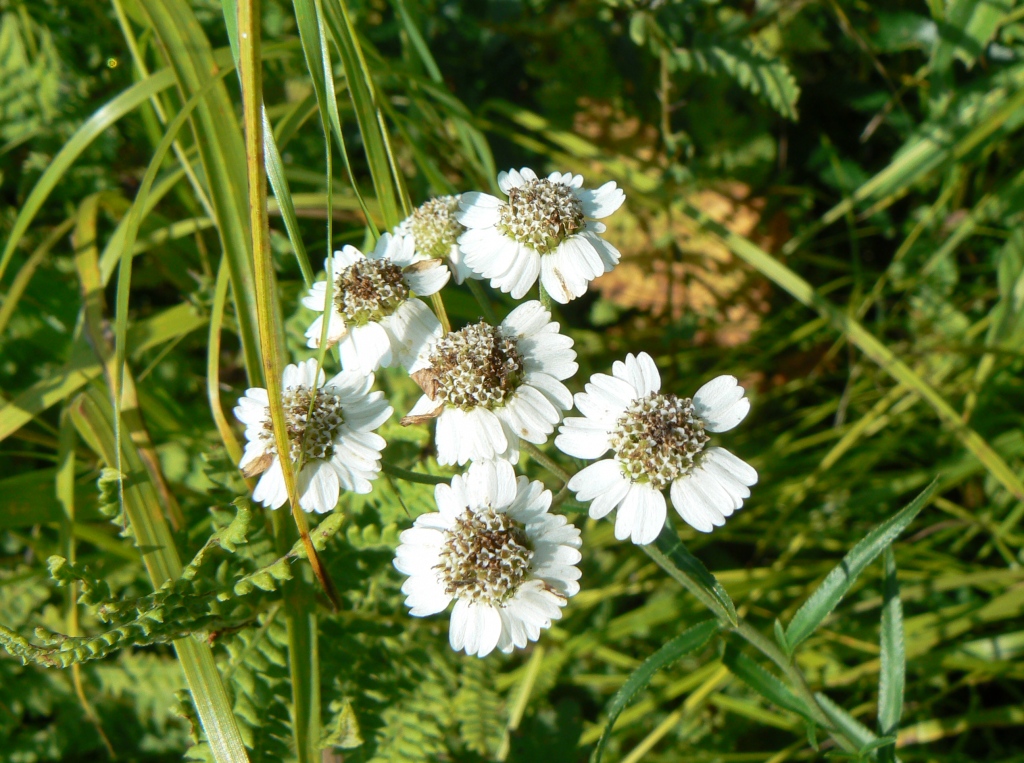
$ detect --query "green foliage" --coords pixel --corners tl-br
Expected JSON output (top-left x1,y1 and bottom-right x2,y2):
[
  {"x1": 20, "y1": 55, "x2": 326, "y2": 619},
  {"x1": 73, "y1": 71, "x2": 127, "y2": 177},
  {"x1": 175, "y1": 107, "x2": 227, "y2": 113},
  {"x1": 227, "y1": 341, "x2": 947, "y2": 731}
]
[{"x1": 3, "y1": 0, "x2": 1024, "y2": 761}]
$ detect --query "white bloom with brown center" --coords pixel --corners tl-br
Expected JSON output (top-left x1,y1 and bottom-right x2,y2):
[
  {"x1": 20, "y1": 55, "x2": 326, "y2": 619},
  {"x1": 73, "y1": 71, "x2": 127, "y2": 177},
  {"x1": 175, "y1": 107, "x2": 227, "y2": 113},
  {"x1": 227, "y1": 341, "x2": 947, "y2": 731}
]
[
  {"x1": 456, "y1": 167, "x2": 625, "y2": 304},
  {"x1": 393, "y1": 195, "x2": 475, "y2": 284},
  {"x1": 394, "y1": 460, "x2": 582, "y2": 657},
  {"x1": 234, "y1": 359, "x2": 392, "y2": 513},
  {"x1": 302, "y1": 232, "x2": 450, "y2": 373},
  {"x1": 402, "y1": 300, "x2": 577, "y2": 465},
  {"x1": 555, "y1": 352, "x2": 757, "y2": 544}
]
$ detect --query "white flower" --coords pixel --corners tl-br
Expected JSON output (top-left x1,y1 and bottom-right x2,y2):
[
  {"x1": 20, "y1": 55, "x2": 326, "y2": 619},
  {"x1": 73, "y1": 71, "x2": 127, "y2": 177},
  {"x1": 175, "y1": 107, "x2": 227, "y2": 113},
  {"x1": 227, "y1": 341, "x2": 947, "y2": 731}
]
[
  {"x1": 555, "y1": 352, "x2": 757, "y2": 544},
  {"x1": 234, "y1": 359, "x2": 393, "y2": 513},
  {"x1": 393, "y1": 195, "x2": 475, "y2": 284},
  {"x1": 394, "y1": 460, "x2": 582, "y2": 657},
  {"x1": 401, "y1": 300, "x2": 577, "y2": 466},
  {"x1": 301, "y1": 232, "x2": 450, "y2": 373},
  {"x1": 456, "y1": 167, "x2": 625, "y2": 304}
]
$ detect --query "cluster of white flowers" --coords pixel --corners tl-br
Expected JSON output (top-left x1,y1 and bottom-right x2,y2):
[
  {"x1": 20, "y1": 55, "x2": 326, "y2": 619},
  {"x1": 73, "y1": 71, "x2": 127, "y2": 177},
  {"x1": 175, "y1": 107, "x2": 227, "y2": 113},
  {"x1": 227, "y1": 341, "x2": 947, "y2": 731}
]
[{"x1": 234, "y1": 168, "x2": 757, "y2": 657}]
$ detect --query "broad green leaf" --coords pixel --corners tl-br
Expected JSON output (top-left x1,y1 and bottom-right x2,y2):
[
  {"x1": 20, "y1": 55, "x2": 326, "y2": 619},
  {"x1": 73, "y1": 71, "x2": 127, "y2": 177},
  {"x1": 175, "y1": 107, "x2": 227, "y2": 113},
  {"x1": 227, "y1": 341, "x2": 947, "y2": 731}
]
[
  {"x1": 721, "y1": 644, "x2": 815, "y2": 723},
  {"x1": 785, "y1": 480, "x2": 938, "y2": 651},
  {"x1": 878, "y1": 547, "x2": 905, "y2": 763},
  {"x1": 593, "y1": 620, "x2": 718, "y2": 763},
  {"x1": 646, "y1": 526, "x2": 738, "y2": 626}
]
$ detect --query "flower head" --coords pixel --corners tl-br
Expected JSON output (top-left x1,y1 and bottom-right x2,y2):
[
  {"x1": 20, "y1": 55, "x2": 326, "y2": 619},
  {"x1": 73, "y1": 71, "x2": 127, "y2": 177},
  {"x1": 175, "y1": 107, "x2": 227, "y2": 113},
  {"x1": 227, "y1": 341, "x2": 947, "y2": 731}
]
[
  {"x1": 456, "y1": 168, "x2": 625, "y2": 304},
  {"x1": 394, "y1": 460, "x2": 582, "y2": 657},
  {"x1": 393, "y1": 195, "x2": 474, "y2": 284},
  {"x1": 555, "y1": 352, "x2": 757, "y2": 544},
  {"x1": 302, "y1": 232, "x2": 450, "y2": 373},
  {"x1": 402, "y1": 300, "x2": 577, "y2": 465},
  {"x1": 234, "y1": 359, "x2": 392, "y2": 513}
]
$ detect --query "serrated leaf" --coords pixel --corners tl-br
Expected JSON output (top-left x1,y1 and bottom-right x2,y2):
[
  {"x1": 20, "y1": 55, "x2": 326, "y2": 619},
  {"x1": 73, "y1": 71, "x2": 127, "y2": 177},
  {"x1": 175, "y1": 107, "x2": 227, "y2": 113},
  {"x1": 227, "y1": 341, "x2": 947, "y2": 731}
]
[
  {"x1": 721, "y1": 644, "x2": 816, "y2": 723},
  {"x1": 646, "y1": 527, "x2": 738, "y2": 625},
  {"x1": 785, "y1": 480, "x2": 937, "y2": 650},
  {"x1": 877, "y1": 547, "x2": 904, "y2": 763},
  {"x1": 816, "y1": 692, "x2": 878, "y2": 751},
  {"x1": 593, "y1": 619, "x2": 718, "y2": 763}
]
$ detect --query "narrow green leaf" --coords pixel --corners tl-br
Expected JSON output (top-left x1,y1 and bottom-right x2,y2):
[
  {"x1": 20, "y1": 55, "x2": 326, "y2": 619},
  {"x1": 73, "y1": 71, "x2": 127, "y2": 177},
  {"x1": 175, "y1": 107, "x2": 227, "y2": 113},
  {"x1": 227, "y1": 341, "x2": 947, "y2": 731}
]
[
  {"x1": 263, "y1": 106, "x2": 313, "y2": 286},
  {"x1": 593, "y1": 619, "x2": 718, "y2": 763},
  {"x1": 773, "y1": 618, "x2": 789, "y2": 656},
  {"x1": 877, "y1": 547, "x2": 904, "y2": 763},
  {"x1": 815, "y1": 693, "x2": 878, "y2": 751},
  {"x1": 645, "y1": 526, "x2": 738, "y2": 626},
  {"x1": 137, "y1": 0, "x2": 263, "y2": 384},
  {"x1": 785, "y1": 480, "x2": 937, "y2": 650},
  {"x1": 721, "y1": 644, "x2": 815, "y2": 723}
]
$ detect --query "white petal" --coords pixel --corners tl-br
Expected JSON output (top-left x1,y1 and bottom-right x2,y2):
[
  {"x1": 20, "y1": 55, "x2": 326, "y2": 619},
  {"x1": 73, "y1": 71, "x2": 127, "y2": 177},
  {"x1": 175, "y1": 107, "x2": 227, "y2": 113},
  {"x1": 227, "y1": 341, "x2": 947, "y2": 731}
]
[
  {"x1": 456, "y1": 191, "x2": 503, "y2": 227},
  {"x1": 401, "y1": 575, "x2": 451, "y2": 617},
  {"x1": 385, "y1": 299, "x2": 443, "y2": 371},
  {"x1": 539, "y1": 245, "x2": 588, "y2": 304},
  {"x1": 580, "y1": 229, "x2": 621, "y2": 271},
  {"x1": 524, "y1": 372, "x2": 574, "y2": 411},
  {"x1": 577, "y1": 181, "x2": 625, "y2": 218},
  {"x1": 567, "y1": 459, "x2": 627, "y2": 503},
  {"x1": 338, "y1": 321, "x2": 393, "y2": 373},
  {"x1": 404, "y1": 261, "x2": 450, "y2": 296},
  {"x1": 703, "y1": 446, "x2": 758, "y2": 487},
  {"x1": 301, "y1": 281, "x2": 328, "y2": 311},
  {"x1": 574, "y1": 374, "x2": 635, "y2": 421},
  {"x1": 612, "y1": 352, "x2": 661, "y2": 397},
  {"x1": 297, "y1": 462, "x2": 340, "y2": 513},
  {"x1": 614, "y1": 483, "x2": 666, "y2": 545},
  {"x1": 693, "y1": 375, "x2": 751, "y2": 433},
  {"x1": 466, "y1": 459, "x2": 518, "y2": 510},
  {"x1": 589, "y1": 473, "x2": 631, "y2": 520},
  {"x1": 670, "y1": 473, "x2": 725, "y2": 533},
  {"x1": 502, "y1": 300, "x2": 551, "y2": 338},
  {"x1": 252, "y1": 460, "x2": 288, "y2": 509},
  {"x1": 449, "y1": 598, "x2": 472, "y2": 652},
  {"x1": 558, "y1": 234, "x2": 604, "y2": 280},
  {"x1": 555, "y1": 417, "x2": 612, "y2": 459}
]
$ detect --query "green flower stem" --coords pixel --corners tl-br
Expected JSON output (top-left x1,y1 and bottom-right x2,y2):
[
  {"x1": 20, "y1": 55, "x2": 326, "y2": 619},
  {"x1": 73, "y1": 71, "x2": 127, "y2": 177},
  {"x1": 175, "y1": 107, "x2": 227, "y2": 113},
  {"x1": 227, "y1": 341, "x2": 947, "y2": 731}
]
[{"x1": 521, "y1": 442, "x2": 571, "y2": 484}]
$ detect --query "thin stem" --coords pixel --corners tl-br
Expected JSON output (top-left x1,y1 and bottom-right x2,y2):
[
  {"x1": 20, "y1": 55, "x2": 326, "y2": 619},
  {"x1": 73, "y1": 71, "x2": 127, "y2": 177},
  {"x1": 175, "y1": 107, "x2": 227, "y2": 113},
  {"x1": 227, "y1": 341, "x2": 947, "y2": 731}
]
[{"x1": 521, "y1": 442, "x2": 571, "y2": 483}]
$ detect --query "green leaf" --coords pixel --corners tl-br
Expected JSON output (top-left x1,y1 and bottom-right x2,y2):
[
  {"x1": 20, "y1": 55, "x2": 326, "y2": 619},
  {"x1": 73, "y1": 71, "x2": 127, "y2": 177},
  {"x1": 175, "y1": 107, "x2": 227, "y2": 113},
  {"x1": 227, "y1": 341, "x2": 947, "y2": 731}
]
[
  {"x1": 593, "y1": 619, "x2": 719, "y2": 763},
  {"x1": 815, "y1": 693, "x2": 878, "y2": 751},
  {"x1": 877, "y1": 547, "x2": 904, "y2": 763},
  {"x1": 671, "y1": 38, "x2": 800, "y2": 120},
  {"x1": 785, "y1": 480, "x2": 938, "y2": 650},
  {"x1": 645, "y1": 526, "x2": 738, "y2": 626},
  {"x1": 721, "y1": 644, "x2": 816, "y2": 723}
]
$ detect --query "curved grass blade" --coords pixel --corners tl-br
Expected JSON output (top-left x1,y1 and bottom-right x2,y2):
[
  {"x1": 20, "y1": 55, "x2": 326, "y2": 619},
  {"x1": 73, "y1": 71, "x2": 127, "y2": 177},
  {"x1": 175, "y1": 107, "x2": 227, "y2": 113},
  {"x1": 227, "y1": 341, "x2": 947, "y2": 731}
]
[
  {"x1": 815, "y1": 692, "x2": 879, "y2": 753},
  {"x1": 785, "y1": 480, "x2": 938, "y2": 651},
  {"x1": 0, "y1": 70, "x2": 175, "y2": 287},
  {"x1": 877, "y1": 547, "x2": 905, "y2": 763},
  {"x1": 0, "y1": 217, "x2": 74, "y2": 338},
  {"x1": 644, "y1": 526, "x2": 738, "y2": 626},
  {"x1": 593, "y1": 619, "x2": 719, "y2": 763}
]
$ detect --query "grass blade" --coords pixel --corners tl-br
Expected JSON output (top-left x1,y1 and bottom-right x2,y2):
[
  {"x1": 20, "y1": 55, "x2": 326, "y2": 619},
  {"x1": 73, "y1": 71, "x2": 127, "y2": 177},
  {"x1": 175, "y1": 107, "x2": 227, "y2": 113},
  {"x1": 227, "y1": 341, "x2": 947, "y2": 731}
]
[
  {"x1": 70, "y1": 387, "x2": 249, "y2": 763},
  {"x1": 785, "y1": 480, "x2": 938, "y2": 651},
  {"x1": 0, "y1": 71, "x2": 175, "y2": 286},
  {"x1": 593, "y1": 619, "x2": 719, "y2": 763},
  {"x1": 877, "y1": 547, "x2": 905, "y2": 763},
  {"x1": 137, "y1": 0, "x2": 264, "y2": 384}
]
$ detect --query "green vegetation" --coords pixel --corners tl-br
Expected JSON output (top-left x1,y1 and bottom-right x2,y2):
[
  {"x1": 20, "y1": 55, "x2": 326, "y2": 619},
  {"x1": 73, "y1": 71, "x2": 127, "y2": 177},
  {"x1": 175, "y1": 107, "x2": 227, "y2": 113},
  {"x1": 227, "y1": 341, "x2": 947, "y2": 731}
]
[{"x1": 1, "y1": 1, "x2": 1023, "y2": 761}]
